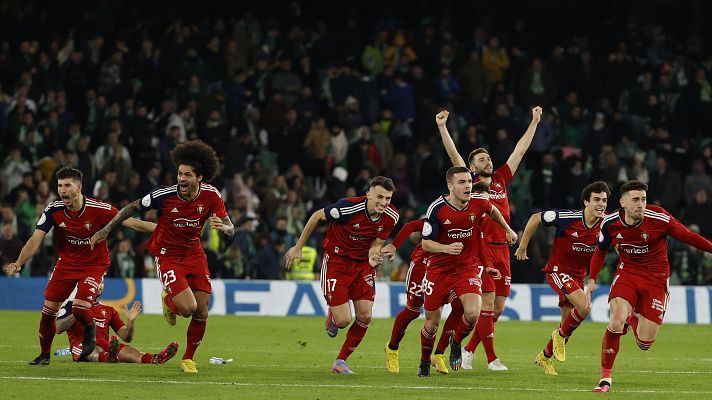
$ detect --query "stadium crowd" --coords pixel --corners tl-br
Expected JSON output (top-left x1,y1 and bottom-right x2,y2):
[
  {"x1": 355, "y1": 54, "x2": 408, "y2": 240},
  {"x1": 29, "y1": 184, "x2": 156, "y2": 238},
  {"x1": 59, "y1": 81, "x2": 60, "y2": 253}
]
[{"x1": 0, "y1": 1, "x2": 711, "y2": 284}]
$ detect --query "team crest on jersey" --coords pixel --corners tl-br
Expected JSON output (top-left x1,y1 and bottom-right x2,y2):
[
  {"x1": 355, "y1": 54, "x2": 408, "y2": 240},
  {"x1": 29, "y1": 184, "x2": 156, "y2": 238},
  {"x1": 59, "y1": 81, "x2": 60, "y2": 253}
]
[
  {"x1": 469, "y1": 213, "x2": 475, "y2": 222},
  {"x1": 377, "y1": 226, "x2": 384, "y2": 233},
  {"x1": 101, "y1": 310, "x2": 107, "y2": 317},
  {"x1": 494, "y1": 182, "x2": 502, "y2": 188},
  {"x1": 197, "y1": 204, "x2": 204, "y2": 213},
  {"x1": 642, "y1": 233, "x2": 649, "y2": 241},
  {"x1": 84, "y1": 222, "x2": 92, "y2": 230}
]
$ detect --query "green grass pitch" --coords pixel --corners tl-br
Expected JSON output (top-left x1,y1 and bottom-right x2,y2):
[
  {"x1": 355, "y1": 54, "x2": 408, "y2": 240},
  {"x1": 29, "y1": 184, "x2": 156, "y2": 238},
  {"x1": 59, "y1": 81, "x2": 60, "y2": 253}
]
[{"x1": 1, "y1": 311, "x2": 711, "y2": 399}]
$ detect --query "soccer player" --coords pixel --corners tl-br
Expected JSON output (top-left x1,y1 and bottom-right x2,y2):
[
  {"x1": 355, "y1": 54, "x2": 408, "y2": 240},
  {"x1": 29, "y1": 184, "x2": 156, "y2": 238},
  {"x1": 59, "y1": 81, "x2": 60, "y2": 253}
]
[
  {"x1": 2, "y1": 167, "x2": 155, "y2": 365},
  {"x1": 90, "y1": 140, "x2": 234, "y2": 374},
  {"x1": 55, "y1": 282, "x2": 179, "y2": 364},
  {"x1": 514, "y1": 181, "x2": 611, "y2": 375},
  {"x1": 437, "y1": 107, "x2": 542, "y2": 371},
  {"x1": 589, "y1": 180, "x2": 712, "y2": 392},
  {"x1": 418, "y1": 167, "x2": 517, "y2": 377},
  {"x1": 284, "y1": 176, "x2": 399, "y2": 374}
]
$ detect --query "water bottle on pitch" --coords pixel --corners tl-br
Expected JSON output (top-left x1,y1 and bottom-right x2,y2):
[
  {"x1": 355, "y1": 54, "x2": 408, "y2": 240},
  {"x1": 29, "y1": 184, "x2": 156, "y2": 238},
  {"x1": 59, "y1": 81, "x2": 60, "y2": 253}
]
[
  {"x1": 54, "y1": 348, "x2": 71, "y2": 356},
  {"x1": 209, "y1": 357, "x2": 233, "y2": 364}
]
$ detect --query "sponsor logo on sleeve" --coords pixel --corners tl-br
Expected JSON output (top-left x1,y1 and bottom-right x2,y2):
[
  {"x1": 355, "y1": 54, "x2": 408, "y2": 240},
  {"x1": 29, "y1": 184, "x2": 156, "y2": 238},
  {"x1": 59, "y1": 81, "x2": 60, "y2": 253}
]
[
  {"x1": 141, "y1": 194, "x2": 151, "y2": 207},
  {"x1": 543, "y1": 211, "x2": 556, "y2": 223}
]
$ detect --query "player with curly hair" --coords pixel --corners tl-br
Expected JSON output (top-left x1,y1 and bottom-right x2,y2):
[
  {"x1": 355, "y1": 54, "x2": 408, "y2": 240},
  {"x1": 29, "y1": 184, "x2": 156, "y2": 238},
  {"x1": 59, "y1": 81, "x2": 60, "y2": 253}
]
[{"x1": 91, "y1": 140, "x2": 234, "y2": 373}]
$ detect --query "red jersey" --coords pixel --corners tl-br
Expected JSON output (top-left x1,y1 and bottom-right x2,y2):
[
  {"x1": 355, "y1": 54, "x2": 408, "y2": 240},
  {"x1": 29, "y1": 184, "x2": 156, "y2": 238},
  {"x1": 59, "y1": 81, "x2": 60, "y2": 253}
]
[
  {"x1": 65, "y1": 301, "x2": 124, "y2": 354},
  {"x1": 322, "y1": 196, "x2": 399, "y2": 261},
  {"x1": 540, "y1": 208, "x2": 601, "y2": 278},
  {"x1": 593, "y1": 205, "x2": 712, "y2": 281},
  {"x1": 140, "y1": 183, "x2": 228, "y2": 258},
  {"x1": 36, "y1": 197, "x2": 117, "y2": 270},
  {"x1": 472, "y1": 165, "x2": 512, "y2": 244},
  {"x1": 422, "y1": 194, "x2": 492, "y2": 274}
]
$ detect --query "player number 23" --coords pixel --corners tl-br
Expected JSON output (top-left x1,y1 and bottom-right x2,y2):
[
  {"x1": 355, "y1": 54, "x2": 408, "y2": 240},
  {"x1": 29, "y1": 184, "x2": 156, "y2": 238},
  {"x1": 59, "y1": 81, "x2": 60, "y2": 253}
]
[{"x1": 162, "y1": 270, "x2": 177, "y2": 287}]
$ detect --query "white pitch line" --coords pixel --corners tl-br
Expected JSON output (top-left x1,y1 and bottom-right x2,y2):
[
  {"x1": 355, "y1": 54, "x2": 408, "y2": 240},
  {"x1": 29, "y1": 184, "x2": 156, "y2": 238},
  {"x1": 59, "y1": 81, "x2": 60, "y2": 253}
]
[{"x1": 2, "y1": 376, "x2": 712, "y2": 394}]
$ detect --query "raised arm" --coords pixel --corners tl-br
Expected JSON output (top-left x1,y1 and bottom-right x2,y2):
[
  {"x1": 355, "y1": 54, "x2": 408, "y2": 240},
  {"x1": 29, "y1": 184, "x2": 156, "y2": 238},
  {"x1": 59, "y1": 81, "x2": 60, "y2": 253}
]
[
  {"x1": 90, "y1": 200, "x2": 142, "y2": 250},
  {"x1": 2, "y1": 229, "x2": 47, "y2": 275},
  {"x1": 436, "y1": 111, "x2": 467, "y2": 167},
  {"x1": 515, "y1": 212, "x2": 542, "y2": 260},
  {"x1": 121, "y1": 217, "x2": 156, "y2": 233},
  {"x1": 506, "y1": 106, "x2": 542, "y2": 175},
  {"x1": 486, "y1": 205, "x2": 518, "y2": 245},
  {"x1": 284, "y1": 209, "x2": 326, "y2": 269},
  {"x1": 116, "y1": 301, "x2": 141, "y2": 343}
]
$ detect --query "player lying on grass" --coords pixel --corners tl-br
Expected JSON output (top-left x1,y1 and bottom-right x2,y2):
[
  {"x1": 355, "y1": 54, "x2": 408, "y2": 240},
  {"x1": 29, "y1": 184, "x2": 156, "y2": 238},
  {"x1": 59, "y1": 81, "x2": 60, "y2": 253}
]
[{"x1": 55, "y1": 282, "x2": 178, "y2": 364}]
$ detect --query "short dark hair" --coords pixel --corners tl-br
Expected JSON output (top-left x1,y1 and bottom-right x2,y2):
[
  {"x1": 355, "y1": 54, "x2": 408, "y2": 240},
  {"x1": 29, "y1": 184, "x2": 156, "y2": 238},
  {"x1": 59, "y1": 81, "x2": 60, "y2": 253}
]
[
  {"x1": 472, "y1": 181, "x2": 490, "y2": 193},
  {"x1": 370, "y1": 176, "x2": 395, "y2": 192},
  {"x1": 56, "y1": 167, "x2": 83, "y2": 183},
  {"x1": 620, "y1": 180, "x2": 648, "y2": 195},
  {"x1": 446, "y1": 166, "x2": 471, "y2": 182},
  {"x1": 467, "y1": 147, "x2": 489, "y2": 166},
  {"x1": 171, "y1": 140, "x2": 220, "y2": 182},
  {"x1": 581, "y1": 181, "x2": 611, "y2": 204}
]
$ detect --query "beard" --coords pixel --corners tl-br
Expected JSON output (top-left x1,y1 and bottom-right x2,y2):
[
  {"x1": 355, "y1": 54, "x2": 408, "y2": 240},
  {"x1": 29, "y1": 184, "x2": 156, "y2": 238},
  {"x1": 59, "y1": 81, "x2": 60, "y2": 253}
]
[{"x1": 478, "y1": 170, "x2": 493, "y2": 178}]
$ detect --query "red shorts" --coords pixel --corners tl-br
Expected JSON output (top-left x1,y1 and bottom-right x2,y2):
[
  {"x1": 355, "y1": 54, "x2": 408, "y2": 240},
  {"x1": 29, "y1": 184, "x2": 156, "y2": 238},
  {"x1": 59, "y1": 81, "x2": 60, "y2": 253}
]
[
  {"x1": 481, "y1": 244, "x2": 511, "y2": 296},
  {"x1": 404, "y1": 255, "x2": 428, "y2": 311},
  {"x1": 155, "y1": 253, "x2": 212, "y2": 296},
  {"x1": 609, "y1": 271, "x2": 669, "y2": 325},
  {"x1": 320, "y1": 252, "x2": 376, "y2": 307},
  {"x1": 423, "y1": 267, "x2": 482, "y2": 311},
  {"x1": 545, "y1": 271, "x2": 584, "y2": 308},
  {"x1": 45, "y1": 265, "x2": 107, "y2": 303}
]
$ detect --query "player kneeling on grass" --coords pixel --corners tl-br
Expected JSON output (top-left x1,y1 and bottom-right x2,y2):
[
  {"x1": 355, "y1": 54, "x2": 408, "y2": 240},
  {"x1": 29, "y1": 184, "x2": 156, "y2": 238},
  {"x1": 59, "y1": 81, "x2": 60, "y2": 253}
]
[{"x1": 55, "y1": 282, "x2": 178, "y2": 364}]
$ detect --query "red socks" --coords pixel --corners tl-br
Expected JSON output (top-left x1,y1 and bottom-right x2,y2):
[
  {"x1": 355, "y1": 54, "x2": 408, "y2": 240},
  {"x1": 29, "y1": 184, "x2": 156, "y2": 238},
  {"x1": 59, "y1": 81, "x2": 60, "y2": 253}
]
[
  {"x1": 164, "y1": 294, "x2": 180, "y2": 314},
  {"x1": 337, "y1": 319, "x2": 369, "y2": 360},
  {"x1": 475, "y1": 311, "x2": 497, "y2": 363},
  {"x1": 141, "y1": 353, "x2": 154, "y2": 363},
  {"x1": 388, "y1": 306, "x2": 420, "y2": 350},
  {"x1": 71, "y1": 304, "x2": 95, "y2": 330},
  {"x1": 559, "y1": 308, "x2": 584, "y2": 337},
  {"x1": 435, "y1": 300, "x2": 463, "y2": 353},
  {"x1": 453, "y1": 315, "x2": 475, "y2": 344},
  {"x1": 39, "y1": 306, "x2": 57, "y2": 353},
  {"x1": 601, "y1": 327, "x2": 622, "y2": 379},
  {"x1": 183, "y1": 317, "x2": 206, "y2": 360},
  {"x1": 420, "y1": 327, "x2": 436, "y2": 362}
]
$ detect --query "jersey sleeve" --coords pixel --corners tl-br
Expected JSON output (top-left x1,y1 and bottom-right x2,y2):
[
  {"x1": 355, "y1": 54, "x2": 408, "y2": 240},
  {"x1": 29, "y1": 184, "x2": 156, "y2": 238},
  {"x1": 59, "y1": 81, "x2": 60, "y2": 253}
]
[
  {"x1": 667, "y1": 217, "x2": 712, "y2": 253},
  {"x1": 392, "y1": 219, "x2": 425, "y2": 249},
  {"x1": 56, "y1": 300, "x2": 74, "y2": 320},
  {"x1": 422, "y1": 208, "x2": 441, "y2": 241},
  {"x1": 540, "y1": 209, "x2": 561, "y2": 228},
  {"x1": 323, "y1": 198, "x2": 360, "y2": 223},
  {"x1": 109, "y1": 307, "x2": 126, "y2": 332},
  {"x1": 495, "y1": 164, "x2": 513, "y2": 185},
  {"x1": 211, "y1": 192, "x2": 229, "y2": 219},
  {"x1": 597, "y1": 223, "x2": 613, "y2": 250},
  {"x1": 139, "y1": 186, "x2": 172, "y2": 211},
  {"x1": 35, "y1": 205, "x2": 57, "y2": 232}
]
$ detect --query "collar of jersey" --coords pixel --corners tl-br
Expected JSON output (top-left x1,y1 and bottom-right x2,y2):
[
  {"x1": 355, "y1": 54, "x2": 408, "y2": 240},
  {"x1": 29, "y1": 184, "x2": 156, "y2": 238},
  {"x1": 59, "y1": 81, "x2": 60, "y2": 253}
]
[
  {"x1": 64, "y1": 195, "x2": 87, "y2": 219},
  {"x1": 618, "y1": 209, "x2": 643, "y2": 228},
  {"x1": 442, "y1": 195, "x2": 469, "y2": 211},
  {"x1": 363, "y1": 199, "x2": 382, "y2": 223},
  {"x1": 176, "y1": 185, "x2": 201, "y2": 202}
]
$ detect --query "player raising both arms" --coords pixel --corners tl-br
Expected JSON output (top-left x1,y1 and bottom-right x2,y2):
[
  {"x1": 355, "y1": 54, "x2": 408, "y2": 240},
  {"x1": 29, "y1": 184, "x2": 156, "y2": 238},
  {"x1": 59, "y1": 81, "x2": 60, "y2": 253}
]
[
  {"x1": 589, "y1": 180, "x2": 712, "y2": 392},
  {"x1": 2, "y1": 167, "x2": 156, "y2": 365},
  {"x1": 284, "y1": 177, "x2": 399, "y2": 374},
  {"x1": 418, "y1": 167, "x2": 517, "y2": 377},
  {"x1": 90, "y1": 140, "x2": 234, "y2": 374},
  {"x1": 515, "y1": 181, "x2": 611, "y2": 375},
  {"x1": 436, "y1": 107, "x2": 541, "y2": 371},
  {"x1": 55, "y1": 282, "x2": 179, "y2": 364}
]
